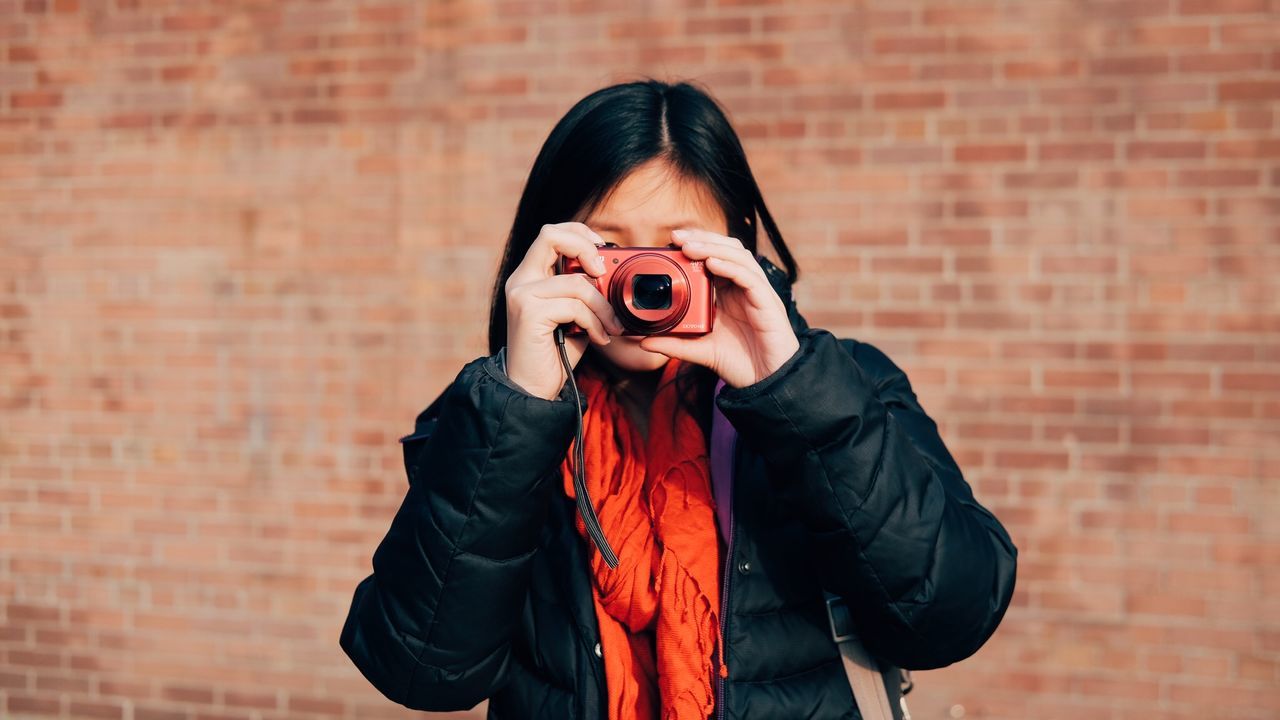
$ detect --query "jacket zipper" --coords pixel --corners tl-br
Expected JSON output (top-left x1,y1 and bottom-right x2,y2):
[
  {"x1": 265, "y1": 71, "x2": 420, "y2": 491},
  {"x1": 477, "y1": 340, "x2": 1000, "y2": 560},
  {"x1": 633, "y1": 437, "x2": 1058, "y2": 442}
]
[{"x1": 715, "y1": 433, "x2": 739, "y2": 720}]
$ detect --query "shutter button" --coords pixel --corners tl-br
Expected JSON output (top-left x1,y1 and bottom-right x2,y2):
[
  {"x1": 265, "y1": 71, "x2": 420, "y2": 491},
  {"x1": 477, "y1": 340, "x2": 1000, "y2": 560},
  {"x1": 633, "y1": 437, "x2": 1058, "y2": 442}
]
[
  {"x1": 737, "y1": 560, "x2": 751, "y2": 574},
  {"x1": 594, "y1": 642, "x2": 602, "y2": 658}
]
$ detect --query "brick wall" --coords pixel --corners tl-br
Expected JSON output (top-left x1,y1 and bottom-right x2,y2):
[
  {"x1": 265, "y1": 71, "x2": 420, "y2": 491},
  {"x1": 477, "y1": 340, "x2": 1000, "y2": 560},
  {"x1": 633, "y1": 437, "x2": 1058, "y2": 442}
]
[{"x1": 2, "y1": 1, "x2": 1277, "y2": 718}]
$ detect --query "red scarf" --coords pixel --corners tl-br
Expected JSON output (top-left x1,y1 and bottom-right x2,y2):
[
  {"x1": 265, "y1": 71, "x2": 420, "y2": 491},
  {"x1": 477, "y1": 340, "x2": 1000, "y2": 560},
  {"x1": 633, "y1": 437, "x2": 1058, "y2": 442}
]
[{"x1": 560, "y1": 357, "x2": 724, "y2": 720}]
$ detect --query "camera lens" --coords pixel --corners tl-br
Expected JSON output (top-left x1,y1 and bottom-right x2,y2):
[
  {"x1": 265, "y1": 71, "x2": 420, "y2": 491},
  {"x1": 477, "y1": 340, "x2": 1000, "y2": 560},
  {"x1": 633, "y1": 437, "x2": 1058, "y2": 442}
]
[{"x1": 632, "y1": 274, "x2": 672, "y2": 310}]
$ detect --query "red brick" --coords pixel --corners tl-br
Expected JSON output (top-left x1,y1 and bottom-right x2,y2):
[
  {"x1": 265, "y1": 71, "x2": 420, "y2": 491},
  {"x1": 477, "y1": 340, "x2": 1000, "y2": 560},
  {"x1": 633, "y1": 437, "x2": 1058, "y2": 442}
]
[
  {"x1": 67, "y1": 701, "x2": 124, "y2": 720},
  {"x1": 160, "y1": 13, "x2": 220, "y2": 32},
  {"x1": 357, "y1": 4, "x2": 411, "y2": 24},
  {"x1": 994, "y1": 450, "x2": 1070, "y2": 470},
  {"x1": 685, "y1": 16, "x2": 752, "y2": 35},
  {"x1": 954, "y1": 199, "x2": 1027, "y2": 217},
  {"x1": 955, "y1": 33, "x2": 1031, "y2": 53},
  {"x1": 1091, "y1": 55, "x2": 1170, "y2": 75},
  {"x1": 225, "y1": 690, "x2": 278, "y2": 710},
  {"x1": 1003, "y1": 169, "x2": 1077, "y2": 189},
  {"x1": 872, "y1": 90, "x2": 946, "y2": 110},
  {"x1": 289, "y1": 58, "x2": 349, "y2": 76},
  {"x1": 1040, "y1": 141, "x2": 1115, "y2": 162},
  {"x1": 134, "y1": 708, "x2": 187, "y2": 720},
  {"x1": 830, "y1": 228, "x2": 900, "y2": 248},
  {"x1": 1040, "y1": 85, "x2": 1120, "y2": 106},
  {"x1": 1126, "y1": 140, "x2": 1207, "y2": 160},
  {"x1": 286, "y1": 695, "x2": 344, "y2": 715},
  {"x1": 1127, "y1": 22, "x2": 1212, "y2": 47},
  {"x1": 1223, "y1": 372, "x2": 1280, "y2": 391},
  {"x1": 1179, "y1": 0, "x2": 1269, "y2": 13},
  {"x1": 1221, "y1": 22, "x2": 1279, "y2": 46},
  {"x1": 1220, "y1": 80, "x2": 1280, "y2": 101},
  {"x1": 1073, "y1": 676, "x2": 1162, "y2": 701},
  {"x1": 1178, "y1": 51, "x2": 1267, "y2": 73},
  {"x1": 1004, "y1": 58, "x2": 1081, "y2": 79},
  {"x1": 757, "y1": 13, "x2": 824, "y2": 32},
  {"x1": 955, "y1": 143, "x2": 1027, "y2": 163},
  {"x1": 161, "y1": 684, "x2": 214, "y2": 704},
  {"x1": 873, "y1": 35, "x2": 947, "y2": 54},
  {"x1": 920, "y1": 228, "x2": 990, "y2": 246},
  {"x1": 10, "y1": 90, "x2": 61, "y2": 109},
  {"x1": 1175, "y1": 168, "x2": 1260, "y2": 187},
  {"x1": 1216, "y1": 138, "x2": 1280, "y2": 158},
  {"x1": 7, "y1": 695, "x2": 61, "y2": 716}
]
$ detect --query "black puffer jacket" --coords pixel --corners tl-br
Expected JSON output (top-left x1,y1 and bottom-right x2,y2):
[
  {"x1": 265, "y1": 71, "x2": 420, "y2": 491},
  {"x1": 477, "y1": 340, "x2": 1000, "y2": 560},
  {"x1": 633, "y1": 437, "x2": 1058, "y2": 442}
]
[{"x1": 340, "y1": 257, "x2": 1018, "y2": 719}]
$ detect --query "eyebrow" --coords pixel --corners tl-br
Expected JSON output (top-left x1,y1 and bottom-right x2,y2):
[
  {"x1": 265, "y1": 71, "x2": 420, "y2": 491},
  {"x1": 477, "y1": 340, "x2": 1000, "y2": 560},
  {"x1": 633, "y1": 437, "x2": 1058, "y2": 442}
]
[{"x1": 590, "y1": 220, "x2": 704, "y2": 231}]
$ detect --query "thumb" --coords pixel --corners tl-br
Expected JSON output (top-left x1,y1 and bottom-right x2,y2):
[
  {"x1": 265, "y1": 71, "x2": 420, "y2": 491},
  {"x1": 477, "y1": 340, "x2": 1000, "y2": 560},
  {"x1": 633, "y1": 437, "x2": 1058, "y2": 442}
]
[{"x1": 639, "y1": 336, "x2": 709, "y2": 366}]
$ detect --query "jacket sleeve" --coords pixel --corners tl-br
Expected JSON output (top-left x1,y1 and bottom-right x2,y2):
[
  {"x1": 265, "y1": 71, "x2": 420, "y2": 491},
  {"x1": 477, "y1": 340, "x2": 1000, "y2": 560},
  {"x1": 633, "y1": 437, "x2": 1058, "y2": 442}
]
[
  {"x1": 713, "y1": 327, "x2": 1018, "y2": 670},
  {"x1": 339, "y1": 347, "x2": 583, "y2": 711}
]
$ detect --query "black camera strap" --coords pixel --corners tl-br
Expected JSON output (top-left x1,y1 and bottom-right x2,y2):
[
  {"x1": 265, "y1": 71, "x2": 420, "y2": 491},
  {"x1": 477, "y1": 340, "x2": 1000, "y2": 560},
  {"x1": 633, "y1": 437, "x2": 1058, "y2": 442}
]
[{"x1": 555, "y1": 326, "x2": 620, "y2": 568}]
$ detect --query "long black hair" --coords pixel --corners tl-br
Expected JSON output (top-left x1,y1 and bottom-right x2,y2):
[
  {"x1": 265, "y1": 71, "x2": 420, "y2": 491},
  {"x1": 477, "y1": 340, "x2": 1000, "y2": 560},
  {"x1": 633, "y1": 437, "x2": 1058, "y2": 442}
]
[{"x1": 487, "y1": 77, "x2": 801, "y2": 437}]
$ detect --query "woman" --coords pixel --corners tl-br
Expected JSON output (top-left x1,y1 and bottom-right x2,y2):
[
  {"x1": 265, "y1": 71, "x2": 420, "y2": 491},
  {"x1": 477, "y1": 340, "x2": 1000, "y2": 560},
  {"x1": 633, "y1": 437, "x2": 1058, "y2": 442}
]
[{"x1": 340, "y1": 79, "x2": 1018, "y2": 720}]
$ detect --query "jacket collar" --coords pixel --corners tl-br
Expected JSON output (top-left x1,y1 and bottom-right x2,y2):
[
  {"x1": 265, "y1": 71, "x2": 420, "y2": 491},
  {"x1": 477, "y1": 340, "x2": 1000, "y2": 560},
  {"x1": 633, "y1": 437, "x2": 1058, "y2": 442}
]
[{"x1": 758, "y1": 255, "x2": 790, "y2": 299}]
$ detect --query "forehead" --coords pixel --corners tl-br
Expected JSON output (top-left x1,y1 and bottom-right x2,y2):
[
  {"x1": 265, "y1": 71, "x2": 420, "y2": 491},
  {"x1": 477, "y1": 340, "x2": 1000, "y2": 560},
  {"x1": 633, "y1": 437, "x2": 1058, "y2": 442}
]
[{"x1": 581, "y1": 160, "x2": 725, "y2": 231}]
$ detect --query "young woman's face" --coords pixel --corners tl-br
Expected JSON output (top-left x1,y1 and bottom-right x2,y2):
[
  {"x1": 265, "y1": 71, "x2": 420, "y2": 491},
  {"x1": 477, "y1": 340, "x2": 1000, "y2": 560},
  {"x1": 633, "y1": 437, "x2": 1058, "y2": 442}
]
[{"x1": 577, "y1": 159, "x2": 731, "y2": 373}]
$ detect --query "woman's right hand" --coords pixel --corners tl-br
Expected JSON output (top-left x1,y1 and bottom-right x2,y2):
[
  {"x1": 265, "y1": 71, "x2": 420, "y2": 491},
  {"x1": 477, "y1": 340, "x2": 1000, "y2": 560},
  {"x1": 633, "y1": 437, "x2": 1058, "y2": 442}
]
[{"x1": 504, "y1": 222, "x2": 625, "y2": 401}]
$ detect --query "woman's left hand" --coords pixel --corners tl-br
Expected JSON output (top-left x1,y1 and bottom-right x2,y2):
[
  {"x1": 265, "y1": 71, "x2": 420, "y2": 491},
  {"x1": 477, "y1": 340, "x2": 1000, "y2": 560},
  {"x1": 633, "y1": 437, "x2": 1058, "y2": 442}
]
[{"x1": 638, "y1": 228, "x2": 801, "y2": 389}]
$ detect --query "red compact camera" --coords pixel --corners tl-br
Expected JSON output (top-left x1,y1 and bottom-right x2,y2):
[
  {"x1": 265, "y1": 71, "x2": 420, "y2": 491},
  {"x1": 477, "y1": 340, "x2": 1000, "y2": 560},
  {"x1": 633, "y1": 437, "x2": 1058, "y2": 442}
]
[{"x1": 556, "y1": 242, "x2": 715, "y2": 337}]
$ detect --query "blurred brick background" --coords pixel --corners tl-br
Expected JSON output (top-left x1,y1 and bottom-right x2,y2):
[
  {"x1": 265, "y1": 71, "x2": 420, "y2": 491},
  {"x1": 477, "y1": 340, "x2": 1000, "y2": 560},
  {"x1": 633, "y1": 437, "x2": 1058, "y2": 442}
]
[{"x1": 2, "y1": 1, "x2": 1278, "y2": 719}]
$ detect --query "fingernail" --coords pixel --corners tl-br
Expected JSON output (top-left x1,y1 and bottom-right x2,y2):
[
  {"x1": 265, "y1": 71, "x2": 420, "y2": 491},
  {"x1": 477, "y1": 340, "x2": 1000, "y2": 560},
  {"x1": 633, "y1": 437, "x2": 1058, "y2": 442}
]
[
  {"x1": 672, "y1": 229, "x2": 690, "y2": 239},
  {"x1": 595, "y1": 256, "x2": 607, "y2": 271},
  {"x1": 685, "y1": 240, "x2": 702, "y2": 250}
]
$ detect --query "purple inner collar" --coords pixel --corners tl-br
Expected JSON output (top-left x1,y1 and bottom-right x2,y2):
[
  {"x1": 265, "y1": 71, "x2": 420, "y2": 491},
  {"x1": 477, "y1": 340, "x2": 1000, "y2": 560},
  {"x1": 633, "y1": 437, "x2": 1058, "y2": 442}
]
[{"x1": 710, "y1": 378, "x2": 735, "y2": 545}]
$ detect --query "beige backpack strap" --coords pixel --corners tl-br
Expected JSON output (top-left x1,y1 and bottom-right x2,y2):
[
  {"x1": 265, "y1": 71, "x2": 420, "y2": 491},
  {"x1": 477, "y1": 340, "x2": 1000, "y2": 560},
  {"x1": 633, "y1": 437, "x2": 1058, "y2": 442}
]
[{"x1": 825, "y1": 594, "x2": 911, "y2": 720}]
